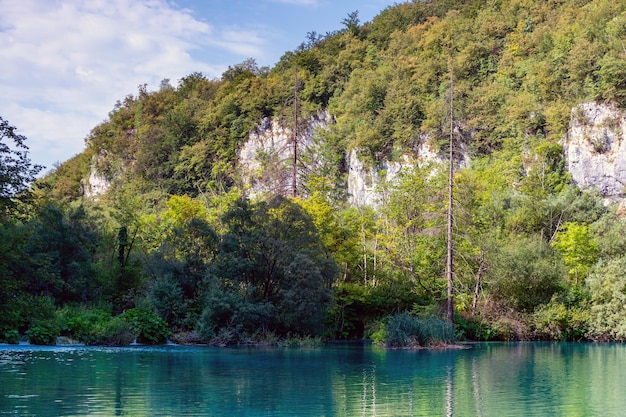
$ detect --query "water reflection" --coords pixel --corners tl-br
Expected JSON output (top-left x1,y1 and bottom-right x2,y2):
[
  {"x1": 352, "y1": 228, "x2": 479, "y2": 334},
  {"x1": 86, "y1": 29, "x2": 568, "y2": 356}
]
[{"x1": 0, "y1": 343, "x2": 625, "y2": 416}]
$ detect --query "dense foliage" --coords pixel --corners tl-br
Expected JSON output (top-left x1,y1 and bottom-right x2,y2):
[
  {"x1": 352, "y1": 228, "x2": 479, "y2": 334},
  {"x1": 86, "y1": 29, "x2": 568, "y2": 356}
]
[
  {"x1": 0, "y1": 117, "x2": 42, "y2": 217},
  {"x1": 4, "y1": 0, "x2": 626, "y2": 345}
]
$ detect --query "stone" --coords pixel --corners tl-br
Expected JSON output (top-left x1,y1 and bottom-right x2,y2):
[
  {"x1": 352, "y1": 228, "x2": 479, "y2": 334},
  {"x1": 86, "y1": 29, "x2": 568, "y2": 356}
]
[
  {"x1": 564, "y1": 102, "x2": 626, "y2": 198},
  {"x1": 238, "y1": 112, "x2": 330, "y2": 198}
]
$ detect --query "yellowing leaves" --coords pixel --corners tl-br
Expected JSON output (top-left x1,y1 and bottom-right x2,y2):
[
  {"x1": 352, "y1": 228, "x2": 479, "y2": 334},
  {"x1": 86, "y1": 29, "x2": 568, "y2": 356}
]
[
  {"x1": 162, "y1": 195, "x2": 208, "y2": 228},
  {"x1": 551, "y1": 222, "x2": 599, "y2": 283}
]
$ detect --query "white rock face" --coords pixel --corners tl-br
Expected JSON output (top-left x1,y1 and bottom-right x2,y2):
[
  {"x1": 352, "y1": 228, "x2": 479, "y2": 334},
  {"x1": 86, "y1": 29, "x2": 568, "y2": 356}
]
[
  {"x1": 84, "y1": 166, "x2": 111, "y2": 198},
  {"x1": 347, "y1": 138, "x2": 468, "y2": 207},
  {"x1": 83, "y1": 149, "x2": 112, "y2": 198},
  {"x1": 565, "y1": 102, "x2": 626, "y2": 197},
  {"x1": 238, "y1": 112, "x2": 330, "y2": 197},
  {"x1": 347, "y1": 150, "x2": 413, "y2": 207},
  {"x1": 238, "y1": 112, "x2": 470, "y2": 205}
]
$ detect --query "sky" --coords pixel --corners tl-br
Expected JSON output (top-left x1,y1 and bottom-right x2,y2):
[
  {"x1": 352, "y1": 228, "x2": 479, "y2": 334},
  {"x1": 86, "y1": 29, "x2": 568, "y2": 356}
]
[{"x1": 0, "y1": 0, "x2": 401, "y2": 174}]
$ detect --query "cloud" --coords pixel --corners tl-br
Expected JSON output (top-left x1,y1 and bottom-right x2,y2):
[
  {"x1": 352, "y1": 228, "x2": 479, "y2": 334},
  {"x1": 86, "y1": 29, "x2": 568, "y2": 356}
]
[
  {"x1": 216, "y1": 28, "x2": 267, "y2": 57},
  {"x1": 0, "y1": 0, "x2": 269, "y2": 169}
]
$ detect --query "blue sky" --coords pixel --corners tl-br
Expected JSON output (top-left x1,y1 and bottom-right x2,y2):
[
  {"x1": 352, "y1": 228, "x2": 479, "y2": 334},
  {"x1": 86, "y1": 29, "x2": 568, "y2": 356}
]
[{"x1": 0, "y1": 0, "x2": 401, "y2": 173}]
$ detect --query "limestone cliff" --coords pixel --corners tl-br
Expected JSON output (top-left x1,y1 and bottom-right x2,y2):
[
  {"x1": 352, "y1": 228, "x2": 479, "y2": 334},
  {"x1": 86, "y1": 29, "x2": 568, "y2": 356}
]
[
  {"x1": 238, "y1": 111, "x2": 331, "y2": 198},
  {"x1": 346, "y1": 140, "x2": 463, "y2": 207},
  {"x1": 83, "y1": 150, "x2": 112, "y2": 198},
  {"x1": 564, "y1": 102, "x2": 626, "y2": 198},
  {"x1": 238, "y1": 112, "x2": 468, "y2": 206},
  {"x1": 87, "y1": 99, "x2": 625, "y2": 206}
]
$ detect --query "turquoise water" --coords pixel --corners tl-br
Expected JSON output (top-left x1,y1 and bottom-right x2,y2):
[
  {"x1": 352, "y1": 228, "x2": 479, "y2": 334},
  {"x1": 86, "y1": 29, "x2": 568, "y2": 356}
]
[{"x1": 0, "y1": 342, "x2": 624, "y2": 416}]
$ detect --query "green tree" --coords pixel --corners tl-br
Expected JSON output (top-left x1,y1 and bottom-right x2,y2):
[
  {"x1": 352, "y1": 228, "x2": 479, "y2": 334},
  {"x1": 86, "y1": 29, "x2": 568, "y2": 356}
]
[
  {"x1": 20, "y1": 204, "x2": 98, "y2": 303},
  {"x1": 490, "y1": 237, "x2": 565, "y2": 312},
  {"x1": 277, "y1": 253, "x2": 332, "y2": 335},
  {"x1": 551, "y1": 222, "x2": 599, "y2": 284},
  {"x1": 587, "y1": 257, "x2": 626, "y2": 341},
  {"x1": 0, "y1": 117, "x2": 43, "y2": 217},
  {"x1": 379, "y1": 165, "x2": 447, "y2": 300},
  {"x1": 201, "y1": 196, "x2": 337, "y2": 338},
  {"x1": 342, "y1": 10, "x2": 361, "y2": 37}
]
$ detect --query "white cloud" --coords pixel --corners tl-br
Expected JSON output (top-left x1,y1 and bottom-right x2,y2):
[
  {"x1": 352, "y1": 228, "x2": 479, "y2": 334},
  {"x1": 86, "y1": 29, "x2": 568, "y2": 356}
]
[
  {"x1": 216, "y1": 29, "x2": 267, "y2": 57},
  {"x1": 0, "y1": 0, "x2": 269, "y2": 170}
]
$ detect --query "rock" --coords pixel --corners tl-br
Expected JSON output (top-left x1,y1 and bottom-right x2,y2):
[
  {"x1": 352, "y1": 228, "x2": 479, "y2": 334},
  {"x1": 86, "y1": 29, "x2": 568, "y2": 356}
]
[
  {"x1": 347, "y1": 149, "x2": 414, "y2": 207},
  {"x1": 347, "y1": 137, "x2": 468, "y2": 207},
  {"x1": 564, "y1": 102, "x2": 626, "y2": 198},
  {"x1": 238, "y1": 112, "x2": 469, "y2": 206},
  {"x1": 238, "y1": 111, "x2": 331, "y2": 198},
  {"x1": 84, "y1": 166, "x2": 111, "y2": 198},
  {"x1": 83, "y1": 149, "x2": 112, "y2": 198}
]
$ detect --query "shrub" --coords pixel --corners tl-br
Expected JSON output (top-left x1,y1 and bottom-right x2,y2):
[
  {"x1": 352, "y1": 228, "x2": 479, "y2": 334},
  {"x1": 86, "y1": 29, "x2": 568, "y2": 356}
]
[
  {"x1": 455, "y1": 315, "x2": 499, "y2": 341},
  {"x1": 277, "y1": 253, "x2": 332, "y2": 336},
  {"x1": 121, "y1": 307, "x2": 170, "y2": 344},
  {"x1": 2, "y1": 329, "x2": 19, "y2": 344},
  {"x1": 196, "y1": 288, "x2": 243, "y2": 342},
  {"x1": 87, "y1": 316, "x2": 134, "y2": 346},
  {"x1": 149, "y1": 276, "x2": 185, "y2": 327},
  {"x1": 490, "y1": 238, "x2": 566, "y2": 312},
  {"x1": 196, "y1": 286, "x2": 274, "y2": 345},
  {"x1": 170, "y1": 330, "x2": 203, "y2": 345},
  {"x1": 278, "y1": 335, "x2": 323, "y2": 347},
  {"x1": 586, "y1": 257, "x2": 626, "y2": 341},
  {"x1": 27, "y1": 320, "x2": 60, "y2": 345},
  {"x1": 57, "y1": 306, "x2": 113, "y2": 342},
  {"x1": 383, "y1": 313, "x2": 455, "y2": 348},
  {"x1": 532, "y1": 303, "x2": 590, "y2": 341}
]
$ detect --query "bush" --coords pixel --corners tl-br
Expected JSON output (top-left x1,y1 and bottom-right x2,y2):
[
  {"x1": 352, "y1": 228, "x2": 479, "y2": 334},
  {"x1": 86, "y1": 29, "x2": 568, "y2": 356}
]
[
  {"x1": 383, "y1": 313, "x2": 455, "y2": 348},
  {"x1": 278, "y1": 335, "x2": 323, "y2": 347},
  {"x1": 149, "y1": 276, "x2": 185, "y2": 328},
  {"x1": 196, "y1": 285, "x2": 274, "y2": 345},
  {"x1": 455, "y1": 315, "x2": 500, "y2": 341},
  {"x1": 121, "y1": 307, "x2": 170, "y2": 344},
  {"x1": 2, "y1": 329, "x2": 19, "y2": 344},
  {"x1": 586, "y1": 257, "x2": 626, "y2": 341},
  {"x1": 87, "y1": 316, "x2": 134, "y2": 346},
  {"x1": 532, "y1": 302, "x2": 590, "y2": 341},
  {"x1": 170, "y1": 330, "x2": 203, "y2": 344},
  {"x1": 4, "y1": 295, "x2": 57, "y2": 335},
  {"x1": 277, "y1": 253, "x2": 332, "y2": 336},
  {"x1": 57, "y1": 306, "x2": 113, "y2": 342},
  {"x1": 27, "y1": 320, "x2": 60, "y2": 345},
  {"x1": 490, "y1": 238, "x2": 566, "y2": 312}
]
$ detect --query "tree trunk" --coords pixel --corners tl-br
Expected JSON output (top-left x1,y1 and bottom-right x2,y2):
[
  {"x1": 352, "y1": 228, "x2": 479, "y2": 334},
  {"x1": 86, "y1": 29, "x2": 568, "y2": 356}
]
[{"x1": 446, "y1": 57, "x2": 455, "y2": 324}]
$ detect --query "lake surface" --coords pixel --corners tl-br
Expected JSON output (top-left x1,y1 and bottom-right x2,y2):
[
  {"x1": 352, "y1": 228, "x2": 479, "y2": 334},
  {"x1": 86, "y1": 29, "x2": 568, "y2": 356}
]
[{"x1": 0, "y1": 342, "x2": 624, "y2": 416}]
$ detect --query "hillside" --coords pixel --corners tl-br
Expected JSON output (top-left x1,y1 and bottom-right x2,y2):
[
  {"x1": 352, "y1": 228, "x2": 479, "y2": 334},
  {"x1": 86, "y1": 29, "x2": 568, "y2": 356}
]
[{"x1": 3, "y1": 0, "x2": 626, "y2": 345}]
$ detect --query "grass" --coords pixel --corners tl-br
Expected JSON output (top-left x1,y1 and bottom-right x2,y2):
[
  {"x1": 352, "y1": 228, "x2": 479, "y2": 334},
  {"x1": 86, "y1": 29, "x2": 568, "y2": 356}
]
[{"x1": 382, "y1": 313, "x2": 456, "y2": 348}]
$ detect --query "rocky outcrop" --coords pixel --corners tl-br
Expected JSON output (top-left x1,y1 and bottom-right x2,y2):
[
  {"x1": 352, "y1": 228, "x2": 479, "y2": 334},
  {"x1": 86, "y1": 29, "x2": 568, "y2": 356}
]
[
  {"x1": 238, "y1": 112, "x2": 470, "y2": 206},
  {"x1": 84, "y1": 168, "x2": 111, "y2": 198},
  {"x1": 83, "y1": 150, "x2": 112, "y2": 198},
  {"x1": 564, "y1": 102, "x2": 626, "y2": 198},
  {"x1": 238, "y1": 112, "x2": 331, "y2": 198},
  {"x1": 347, "y1": 138, "x2": 468, "y2": 207}
]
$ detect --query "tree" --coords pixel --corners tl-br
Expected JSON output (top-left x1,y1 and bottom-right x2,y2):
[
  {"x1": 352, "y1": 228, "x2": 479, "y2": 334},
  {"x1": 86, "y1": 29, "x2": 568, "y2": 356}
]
[
  {"x1": 0, "y1": 117, "x2": 43, "y2": 216},
  {"x1": 342, "y1": 10, "x2": 361, "y2": 36},
  {"x1": 587, "y1": 257, "x2": 626, "y2": 341},
  {"x1": 490, "y1": 237, "x2": 565, "y2": 312},
  {"x1": 200, "y1": 196, "x2": 337, "y2": 338},
  {"x1": 551, "y1": 222, "x2": 598, "y2": 285},
  {"x1": 278, "y1": 253, "x2": 332, "y2": 335}
]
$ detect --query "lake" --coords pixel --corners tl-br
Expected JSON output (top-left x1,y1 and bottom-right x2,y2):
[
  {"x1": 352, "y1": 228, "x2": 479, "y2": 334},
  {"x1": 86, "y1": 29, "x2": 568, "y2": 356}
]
[{"x1": 0, "y1": 342, "x2": 624, "y2": 416}]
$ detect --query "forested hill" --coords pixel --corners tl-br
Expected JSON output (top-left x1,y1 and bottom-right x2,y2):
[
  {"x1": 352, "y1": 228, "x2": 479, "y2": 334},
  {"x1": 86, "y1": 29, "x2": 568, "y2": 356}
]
[
  {"x1": 44, "y1": 0, "x2": 626, "y2": 202},
  {"x1": 4, "y1": 0, "x2": 626, "y2": 346}
]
